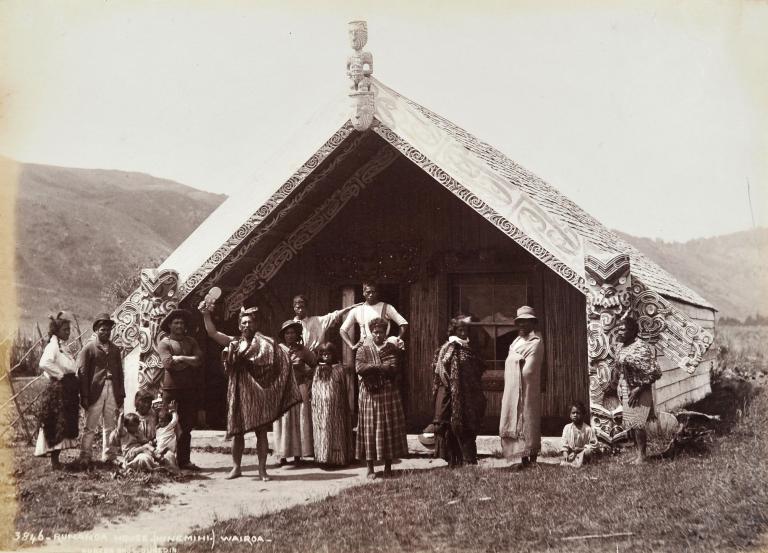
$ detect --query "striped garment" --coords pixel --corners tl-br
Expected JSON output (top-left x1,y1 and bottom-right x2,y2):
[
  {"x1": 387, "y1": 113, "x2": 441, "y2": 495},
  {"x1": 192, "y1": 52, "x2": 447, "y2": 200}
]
[
  {"x1": 223, "y1": 333, "x2": 301, "y2": 438},
  {"x1": 311, "y1": 363, "x2": 353, "y2": 465},
  {"x1": 355, "y1": 342, "x2": 408, "y2": 461},
  {"x1": 617, "y1": 339, "x2": 660, "y2": 429}
]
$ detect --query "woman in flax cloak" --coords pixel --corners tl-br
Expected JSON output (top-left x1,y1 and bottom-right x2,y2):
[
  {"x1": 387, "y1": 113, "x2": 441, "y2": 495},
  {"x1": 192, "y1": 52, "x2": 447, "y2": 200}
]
[
  {"x1": 431, "y1": 314, "x2": 486, "y2": 466},
  {"x1": 200, "y1": 304, "x2": 300, "y2": 480},
  {"x1": 499, "y1": 306, "x2": 544, "y2": 468},
  {"x1": 615, "y1": 315, "x2": 662, "y2": 464},
  {"x1": 273, "y1": 320, "x2": 317, "y2": 464},
  {"x1": 311, "y1": 342, "x2": 353, "y2": 466}
]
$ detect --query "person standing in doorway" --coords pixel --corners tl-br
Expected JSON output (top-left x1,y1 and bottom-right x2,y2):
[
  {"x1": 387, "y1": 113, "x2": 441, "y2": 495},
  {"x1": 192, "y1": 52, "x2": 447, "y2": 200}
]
[
  {"x1": 340, "y1": 282, "x2": 408, "y2": 351},
  {"x1": 292, "y1": 294, "x2": 358, "y2": 353}
]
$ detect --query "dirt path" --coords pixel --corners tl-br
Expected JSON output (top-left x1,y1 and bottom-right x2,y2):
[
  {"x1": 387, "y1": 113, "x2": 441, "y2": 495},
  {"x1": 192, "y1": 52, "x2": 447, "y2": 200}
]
[{"x1": 23, "y1": 452, "x2": 471, "y2": 553}]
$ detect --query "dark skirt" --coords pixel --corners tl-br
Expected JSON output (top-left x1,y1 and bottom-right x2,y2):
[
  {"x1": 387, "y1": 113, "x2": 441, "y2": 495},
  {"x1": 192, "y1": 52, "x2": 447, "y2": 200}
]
[
  {"x1": 38, "y1": 373, "x2": 80, "y2": 447},
  {"x1": 433, "y1": 385, "x2": 479, "y2": 466}
]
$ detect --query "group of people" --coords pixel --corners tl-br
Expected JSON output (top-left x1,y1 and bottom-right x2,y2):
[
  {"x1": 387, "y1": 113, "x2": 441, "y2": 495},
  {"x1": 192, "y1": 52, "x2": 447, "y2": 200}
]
[
  {"x1": 433, "y1": 306, "x2": 661, "y2": 468},
  {"x1": 34, "y1": 281, "x2": 662, "y2": 479},
  {"x1": 35, "y1": 311, "x2": 195, "y2": 472},
  {"x1": 198, "y1": 282, "x2": 410, "y2": 479}
]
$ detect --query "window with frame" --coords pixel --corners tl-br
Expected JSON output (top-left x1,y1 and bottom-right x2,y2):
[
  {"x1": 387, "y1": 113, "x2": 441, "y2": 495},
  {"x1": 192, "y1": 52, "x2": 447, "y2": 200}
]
[{"x1": 449, "y1": 273, "x2": 528, "y2": 371}]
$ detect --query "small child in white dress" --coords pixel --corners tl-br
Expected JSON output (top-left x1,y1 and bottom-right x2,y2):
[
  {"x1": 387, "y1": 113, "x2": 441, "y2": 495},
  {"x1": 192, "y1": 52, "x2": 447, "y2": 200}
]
[
  {"x1": 155, "y1": 403, "x2": 180, "y2": 473},
  {"x1": 560, "y1": 401, "x2": 598, "y2": 468}
]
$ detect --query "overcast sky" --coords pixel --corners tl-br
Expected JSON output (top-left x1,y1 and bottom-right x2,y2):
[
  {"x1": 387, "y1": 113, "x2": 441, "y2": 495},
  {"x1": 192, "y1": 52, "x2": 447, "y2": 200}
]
[{"x1": 1, "y1": 0, "x2": 766, "y2": 242}]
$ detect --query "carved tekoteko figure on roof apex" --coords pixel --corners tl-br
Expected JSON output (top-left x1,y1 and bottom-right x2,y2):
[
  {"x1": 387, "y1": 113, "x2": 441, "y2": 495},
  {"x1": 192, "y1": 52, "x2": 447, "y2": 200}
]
[
  {"x1": 585, "y1": 252, "x2": 632, "y2": 445},
  {"x1": 347, "y1": 20, "x2": 374, "y2": 131}
]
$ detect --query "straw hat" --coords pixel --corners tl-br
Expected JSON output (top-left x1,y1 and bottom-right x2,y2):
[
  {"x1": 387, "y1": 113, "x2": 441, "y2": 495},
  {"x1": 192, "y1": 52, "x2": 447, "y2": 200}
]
[
  {"x1": 278, "y1": 319, "x2": 303, "y2": 340},
  {"x1": 514, "y1": 306, "x2": 538, "y2": 322}
]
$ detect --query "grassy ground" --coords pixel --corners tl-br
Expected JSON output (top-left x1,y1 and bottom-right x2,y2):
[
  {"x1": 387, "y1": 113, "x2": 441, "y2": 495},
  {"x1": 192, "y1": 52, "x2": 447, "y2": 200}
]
[
  {"x1": 3, "y1": 376, "x2": 186, "y2": 550},
  {"x1": 175, "y1": 327, "x2": 768, "y2": 553}
]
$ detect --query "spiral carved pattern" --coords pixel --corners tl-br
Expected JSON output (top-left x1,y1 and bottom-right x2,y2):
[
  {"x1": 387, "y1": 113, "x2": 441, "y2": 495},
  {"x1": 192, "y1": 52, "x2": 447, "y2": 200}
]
[
  {"x1": 374, "y1": 124, "x2": 585, "y2": 292},
  {"x1": 176, "y1": 123, "x2": 354, "y2": 299},
  {"x1": 631, "y1": 278, "x2": 714, "y2": 373},
  {"x1": 223, "y1": 146, "x2": 400, "y2": 317},
  {"x1": 184, "y1": 131, "x2": 368, "y2": 304}
]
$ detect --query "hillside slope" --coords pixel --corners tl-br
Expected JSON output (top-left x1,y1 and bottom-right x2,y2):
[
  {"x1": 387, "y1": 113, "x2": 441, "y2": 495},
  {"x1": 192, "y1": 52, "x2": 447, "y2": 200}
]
[
  {"x1": 14, "y1": 163, "x2": 226, "y2": 332},
  {"x1": 618, "y1": 228, "x2": 768, "y2": 320}
]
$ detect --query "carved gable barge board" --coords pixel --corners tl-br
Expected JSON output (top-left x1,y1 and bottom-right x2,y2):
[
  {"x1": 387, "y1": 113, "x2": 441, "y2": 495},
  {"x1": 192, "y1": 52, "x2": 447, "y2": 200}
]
[{"x1": 110, "y1": 124, "x2": 372, "y2": 347}]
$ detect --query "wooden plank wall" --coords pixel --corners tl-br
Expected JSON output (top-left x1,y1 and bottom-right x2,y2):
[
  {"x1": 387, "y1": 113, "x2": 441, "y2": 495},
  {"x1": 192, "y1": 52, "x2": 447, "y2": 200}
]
[
  {"x1": 654, "y1": 298, "x2": 717, "y2": 412},
  {"x1": 220, "y1": 148, "x2": 592, "y2": 432},
  {"x1": 541, "y1": 268, "x2": 589, "y2": 426}
]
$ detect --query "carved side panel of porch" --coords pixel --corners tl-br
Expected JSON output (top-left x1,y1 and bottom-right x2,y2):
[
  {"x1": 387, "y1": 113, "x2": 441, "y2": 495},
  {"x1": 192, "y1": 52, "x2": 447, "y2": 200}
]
[
  {"x1": 110, "y1": 268, "x2": 179, "y2": 399},
  {"x1": 585, "y1": 252, "x2": 632, "y2": 444}
]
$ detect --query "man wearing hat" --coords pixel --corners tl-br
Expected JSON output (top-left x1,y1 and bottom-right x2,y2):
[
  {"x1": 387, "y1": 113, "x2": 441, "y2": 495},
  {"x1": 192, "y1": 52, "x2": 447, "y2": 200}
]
[
  {"x1": 499, "y1": 305, "x2": 544, "y2": 468},
  {"x1": 77, "y1": 312, "x2": 125, "y2": 465},
  {"x1": 157, "y1": 308, "x2": 203, "y2": 471}
]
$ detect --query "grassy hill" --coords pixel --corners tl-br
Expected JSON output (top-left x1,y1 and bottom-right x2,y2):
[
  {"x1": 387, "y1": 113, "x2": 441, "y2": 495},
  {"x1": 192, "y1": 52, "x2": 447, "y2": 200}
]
[
  {"x1": 618, "y1": 228, "x2": 768, "y2": 321},
  {"x1": 13, "y1": 163, "x2": 225, "y2": 333},
  {"x1": 11, "y1": 161, "x2": 764, "y2": 334}
]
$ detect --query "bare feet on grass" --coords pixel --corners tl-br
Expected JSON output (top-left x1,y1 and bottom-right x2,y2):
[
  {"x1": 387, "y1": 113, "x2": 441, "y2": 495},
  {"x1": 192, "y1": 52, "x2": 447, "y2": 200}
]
[{"x1": 225, "y1": 467, "x2": 242, "y2": 479}]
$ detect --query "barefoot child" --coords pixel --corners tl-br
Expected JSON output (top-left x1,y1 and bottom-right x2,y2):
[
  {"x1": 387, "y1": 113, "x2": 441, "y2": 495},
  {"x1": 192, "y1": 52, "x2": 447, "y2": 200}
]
[
  {"x1": 111, "y1": 412, "x2": 160, "y2": 471},
  {"x1": 155, "y1": 403, "x2": 180, "y2": 472},
  {"x1": 311, "y1": 343, "x2": 352, "y2": 467},
  {"x1": 560, "y1": 401, "x2": 598, "y2": 468}
]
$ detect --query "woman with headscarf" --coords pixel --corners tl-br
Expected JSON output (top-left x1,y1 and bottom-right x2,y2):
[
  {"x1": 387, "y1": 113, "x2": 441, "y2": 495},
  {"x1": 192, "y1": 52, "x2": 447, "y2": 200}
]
[
  {"x1": 34, "y1": 312, "x2": 80, "y2": 469},
  {"x1": 616, "y1": 316, "x2": 662, "y2": 463},
  {"x1": 431, "y1": 314, "x2": 486, "y2": 466},
  {"x1": 355, "y1": 317, "x2": 408, "y2": 479},
  {"x1": 499, "y1": 306, "x2": 544, "y2": 468},
  {"x1": 200, "y1": 304, "x2": 300, "y2": 480},
  {"x1": 273, "y1": 320, "x2": 316, "y2": 464}
]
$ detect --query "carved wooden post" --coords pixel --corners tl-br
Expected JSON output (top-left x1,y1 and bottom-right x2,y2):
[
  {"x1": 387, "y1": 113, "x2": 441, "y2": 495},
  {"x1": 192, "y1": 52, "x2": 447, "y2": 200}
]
[
  {"x1": 585, "y1": 252, "x2": 632, "y2": 445},
  {"x1": 137, "y1": 268, "x2": 179, "y2": 396},
  {"x1": 347, "y1": 20, "x2": 374, "y2": 131}
]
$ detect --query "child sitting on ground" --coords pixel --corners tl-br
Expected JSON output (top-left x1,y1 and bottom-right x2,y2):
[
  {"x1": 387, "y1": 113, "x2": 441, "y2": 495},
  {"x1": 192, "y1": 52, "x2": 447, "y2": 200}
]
[
  {"x1": 134, "y1": 389, "x2": 158, "y2": 441},
  {"x1": 155, "y1": 402, "x2": 180, "y2": 473},
  {"x1": 560, "y1": 401, "x2": 598, "y2": 468},
  {"x1": 110, "y1": 412, "x2": 161, "y2": 471}
]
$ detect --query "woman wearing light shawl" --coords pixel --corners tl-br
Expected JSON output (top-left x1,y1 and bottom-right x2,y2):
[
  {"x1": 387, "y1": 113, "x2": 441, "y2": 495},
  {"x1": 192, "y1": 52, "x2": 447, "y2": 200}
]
[
  {"x1": 499, "y1": 306, "x2": 544, "y2": 468},
  {"x1": 200, "y1": 304, "x2": 301, "y2": 480}
]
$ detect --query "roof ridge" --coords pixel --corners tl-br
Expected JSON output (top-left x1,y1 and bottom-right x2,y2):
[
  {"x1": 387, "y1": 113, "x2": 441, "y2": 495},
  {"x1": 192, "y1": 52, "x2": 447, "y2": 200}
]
[{"x1": 374, "y1": 79, "x2": 713, "y2": 309}]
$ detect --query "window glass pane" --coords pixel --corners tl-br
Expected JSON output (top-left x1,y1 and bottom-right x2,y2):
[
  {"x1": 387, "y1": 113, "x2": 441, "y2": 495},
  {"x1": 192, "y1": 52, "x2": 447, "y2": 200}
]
[
  {"x1": 459, "y1": 285, "x2": 493, "y2": 321},
  {"x1": 495, "y1": 326, "x2": 517, "y2": 360},
  {"x1": 468, "y1": 325, "x2": 494, "y2": 362},
  {"x1": 494, "y1": 284, "x2": 527, "y2": 323}
]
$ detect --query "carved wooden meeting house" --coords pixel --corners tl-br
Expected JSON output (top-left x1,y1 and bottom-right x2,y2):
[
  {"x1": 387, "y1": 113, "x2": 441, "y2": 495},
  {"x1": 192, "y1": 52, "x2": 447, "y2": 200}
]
[{"x1": 111, "y1": 22, "x2": 715, "y2": 441}]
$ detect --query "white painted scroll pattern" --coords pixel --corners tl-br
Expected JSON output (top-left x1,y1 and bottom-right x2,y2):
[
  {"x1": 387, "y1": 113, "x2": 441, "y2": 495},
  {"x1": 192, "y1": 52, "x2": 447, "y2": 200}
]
[
  {"x1": 185, "y1": 131, "x2": 370, "y2": 305},
  {"x1": 631, "y1": 279, "x2": 713, "y2": 373},
  {"x1": 585, "y1": 252, "x2": 632, "y2": 445},
  {"x1": 373, "y1": 122, "x2": 586, "y2": 291},
  {"x1": 137, "y1": 269, "x2": 179, "y2": 393},
  {"x1": 373, "y1": 84, "x2": 585, "y2": 283},
  {"x1": 223, "y1": 146, "x2": 400, "y2": 317},
  {"x1": 175, "y1": 123, "x2": 354, "y2": 299}
]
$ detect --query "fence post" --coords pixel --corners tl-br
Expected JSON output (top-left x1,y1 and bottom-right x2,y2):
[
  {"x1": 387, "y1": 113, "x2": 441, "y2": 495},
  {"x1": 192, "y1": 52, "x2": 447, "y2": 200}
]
[
  {"x1": 73, "y1": 314, "x2": 84, "y2": 350},
  {"x1": 5, "y1": 367, "x2": 34, "y2": 444}
]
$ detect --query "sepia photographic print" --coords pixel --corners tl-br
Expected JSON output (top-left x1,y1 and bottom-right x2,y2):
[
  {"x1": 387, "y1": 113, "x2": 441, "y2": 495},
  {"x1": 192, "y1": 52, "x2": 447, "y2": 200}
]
[{"x1": 0, "y1": 1, "x2": 766, "y2": 552}]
